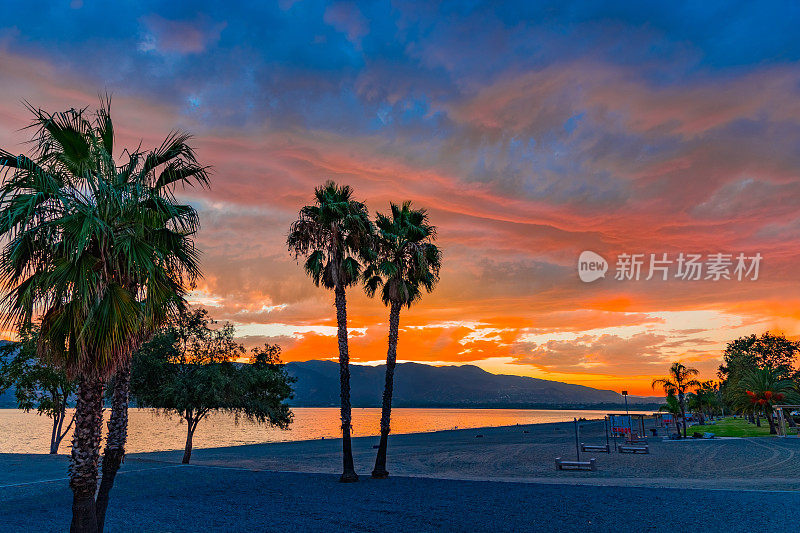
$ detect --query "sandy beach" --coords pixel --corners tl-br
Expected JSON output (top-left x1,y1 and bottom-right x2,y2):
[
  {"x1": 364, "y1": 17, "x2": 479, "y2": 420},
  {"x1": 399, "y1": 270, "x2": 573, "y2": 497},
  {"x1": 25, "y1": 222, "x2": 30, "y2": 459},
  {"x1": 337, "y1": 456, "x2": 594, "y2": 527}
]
[
  {"x1": 134, "y1": 418, "x2": 800, "y2": 491},
  {"x1": 3, "y1": 420, "x2": 800, "y2": 531}
]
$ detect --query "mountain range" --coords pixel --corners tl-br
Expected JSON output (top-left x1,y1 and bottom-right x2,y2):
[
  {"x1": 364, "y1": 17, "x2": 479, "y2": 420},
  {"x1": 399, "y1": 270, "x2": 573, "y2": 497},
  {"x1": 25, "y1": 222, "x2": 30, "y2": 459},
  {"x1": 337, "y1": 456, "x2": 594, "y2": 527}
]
[
  {"x1": 0, "y1": 355, "x2": 662, "y2": 409},
  {"x1": 285, "y1": 360, "x2": 662, "y2": 409}
]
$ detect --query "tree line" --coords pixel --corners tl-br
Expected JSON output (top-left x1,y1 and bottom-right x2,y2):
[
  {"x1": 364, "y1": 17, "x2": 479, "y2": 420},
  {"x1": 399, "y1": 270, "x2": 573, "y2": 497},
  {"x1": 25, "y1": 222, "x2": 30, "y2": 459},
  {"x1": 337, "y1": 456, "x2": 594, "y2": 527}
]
[{"x1": 653, "y1": 332, "x2": 800, "y2": 437}]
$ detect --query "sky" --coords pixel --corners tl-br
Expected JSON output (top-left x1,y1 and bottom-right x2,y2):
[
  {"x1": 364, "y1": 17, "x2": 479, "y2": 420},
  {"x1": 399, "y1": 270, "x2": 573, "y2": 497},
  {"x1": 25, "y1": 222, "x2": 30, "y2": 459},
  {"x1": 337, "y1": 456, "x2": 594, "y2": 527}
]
[{"x1": 2, "y1": 1, "x2": 800, "y2": 395}]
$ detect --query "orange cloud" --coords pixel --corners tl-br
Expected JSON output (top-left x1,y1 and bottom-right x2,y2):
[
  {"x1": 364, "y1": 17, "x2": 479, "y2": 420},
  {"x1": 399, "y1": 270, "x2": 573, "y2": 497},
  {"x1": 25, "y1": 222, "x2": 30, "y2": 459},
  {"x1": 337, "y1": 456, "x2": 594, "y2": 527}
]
[{"x1": 3, "y1": 46, "x2": 800, "y2": 396}]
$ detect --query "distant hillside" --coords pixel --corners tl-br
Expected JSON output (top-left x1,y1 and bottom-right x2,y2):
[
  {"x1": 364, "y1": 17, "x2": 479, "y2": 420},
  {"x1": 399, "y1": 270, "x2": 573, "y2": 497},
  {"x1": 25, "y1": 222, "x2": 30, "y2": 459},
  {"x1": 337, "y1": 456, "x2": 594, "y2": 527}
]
[
  {"x1": 0, "y1": 354, "x2": 662, "y2": 410},
  {"x1": 286, "y1": 360, "x2": 662, "y2": 409}
]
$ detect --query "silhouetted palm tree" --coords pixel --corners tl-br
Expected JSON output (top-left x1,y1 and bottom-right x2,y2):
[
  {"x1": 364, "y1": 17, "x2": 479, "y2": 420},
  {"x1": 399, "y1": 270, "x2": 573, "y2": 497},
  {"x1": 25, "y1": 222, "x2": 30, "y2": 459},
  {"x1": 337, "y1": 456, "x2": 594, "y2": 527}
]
[
  {"x1": 287, "y1": 181, "x2": 373, "y2": 482},
  {"x1": 363, "y1": 202, "x2": 441, "y2": 478},
  {"x1": 652, "y1": 362, "x2": 700, "y2": 438},
  {"x1": 0, "y1": 100, "x2": 206, "y2": 532}
]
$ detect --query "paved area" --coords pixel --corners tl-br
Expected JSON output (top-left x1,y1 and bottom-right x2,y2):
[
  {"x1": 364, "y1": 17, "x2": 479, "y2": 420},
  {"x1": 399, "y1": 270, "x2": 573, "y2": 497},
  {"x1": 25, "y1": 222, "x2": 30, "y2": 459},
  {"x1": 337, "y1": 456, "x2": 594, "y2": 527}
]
[
  {"x1": 4, "y1": 420, "x2": 800, "y2": 531},
  {"x1": 2, "y1": 463, "x2": 799, "y2": 532}
]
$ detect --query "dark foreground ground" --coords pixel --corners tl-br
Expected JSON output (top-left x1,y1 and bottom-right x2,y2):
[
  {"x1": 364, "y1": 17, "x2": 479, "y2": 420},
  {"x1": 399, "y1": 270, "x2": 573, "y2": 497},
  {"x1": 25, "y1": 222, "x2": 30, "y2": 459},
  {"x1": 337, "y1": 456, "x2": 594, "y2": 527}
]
[
  {"x1": 2, "y1": 461, "x2": 799, "y2": 532},
  {"x1": 3, "y1": 420, "x2": 800, "y2": 531}
]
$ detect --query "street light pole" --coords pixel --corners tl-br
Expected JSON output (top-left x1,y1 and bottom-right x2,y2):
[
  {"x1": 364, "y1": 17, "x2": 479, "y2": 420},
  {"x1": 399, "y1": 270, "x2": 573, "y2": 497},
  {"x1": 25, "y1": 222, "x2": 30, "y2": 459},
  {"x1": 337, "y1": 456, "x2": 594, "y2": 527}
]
[
  {"x1": 622, "y1": 390, "x2": 629, "y2": 415},
  {"x1": 622, "y1": 390, "x2": 631, "y2": 441}
]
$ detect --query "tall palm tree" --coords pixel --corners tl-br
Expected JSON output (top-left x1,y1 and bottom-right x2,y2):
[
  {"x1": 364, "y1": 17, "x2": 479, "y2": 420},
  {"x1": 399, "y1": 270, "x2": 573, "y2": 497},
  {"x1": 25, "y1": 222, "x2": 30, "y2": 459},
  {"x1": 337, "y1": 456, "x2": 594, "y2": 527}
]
[
  {"x1": 652, "y1": 362, "x2": 700, "y2": 438},
  {"x1": 93, "y1": 129, "x2": 207, "y2": 531},
  {"x1": 287, "y1": 181, "x2": 373, "y2": 482},
  {"x1": 734, "y1": 367, "x2": 797, "y2": 434},
  {"x1": 363, "y1": 202, "x2": 441, "y2": 478},
  {"x1": 0, "y1": 100, "x2": 206, "y2": 532}
]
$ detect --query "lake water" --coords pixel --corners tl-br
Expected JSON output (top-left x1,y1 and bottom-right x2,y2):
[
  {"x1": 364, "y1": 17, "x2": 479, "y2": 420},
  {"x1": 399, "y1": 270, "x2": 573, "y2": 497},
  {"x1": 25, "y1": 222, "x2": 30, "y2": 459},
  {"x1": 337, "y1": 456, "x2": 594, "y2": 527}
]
[{"x1": 0, "y1": 407, "x2": 652, "y2": 455}]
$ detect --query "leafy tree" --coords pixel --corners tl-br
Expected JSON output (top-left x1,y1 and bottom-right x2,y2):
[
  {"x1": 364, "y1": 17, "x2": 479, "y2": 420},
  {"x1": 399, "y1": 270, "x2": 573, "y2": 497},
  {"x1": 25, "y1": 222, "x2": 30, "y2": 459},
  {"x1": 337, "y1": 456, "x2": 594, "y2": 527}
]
[
  {"x1": 0, "y1": 100, "x2": 205, "y2": 532},
  {"x1": 719, "y1": 333, "x2": 799, "y2": 395},
  {"x1": 0, "y1": 324, "x2": 76, "y2": 453},
  {"x1": 130, "y1": 308, "x2": 294, "y2": 464},
  {"x1": 733, "y1": 367, "x2": 798, "y2": 434},
  {"x1": 686, "y1": 381, "x2": 720, "y2": 424},
  {"x1": 719, "y1": 333, "x2": 800, "y2": 425},
  {"x1": 250, "y1": 343, "x2": 283, "y2": 368},
  {"x1": 362, "y1": 201, "x2": 441, "y2": 478},
  {"x1": 287, "y1": 181, "x2": 373, "y2": 482},
  {"x1": 652, "y1": 362, "x2": 701, "y2": 438}
]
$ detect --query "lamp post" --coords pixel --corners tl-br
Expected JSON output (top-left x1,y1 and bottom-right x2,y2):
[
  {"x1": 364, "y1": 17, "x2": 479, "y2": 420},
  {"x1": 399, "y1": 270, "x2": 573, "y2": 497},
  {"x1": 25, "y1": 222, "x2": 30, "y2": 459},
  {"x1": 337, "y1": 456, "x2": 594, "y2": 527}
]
[{"x1": 622, "y1": 390, "x2": 631, "y2": 440}]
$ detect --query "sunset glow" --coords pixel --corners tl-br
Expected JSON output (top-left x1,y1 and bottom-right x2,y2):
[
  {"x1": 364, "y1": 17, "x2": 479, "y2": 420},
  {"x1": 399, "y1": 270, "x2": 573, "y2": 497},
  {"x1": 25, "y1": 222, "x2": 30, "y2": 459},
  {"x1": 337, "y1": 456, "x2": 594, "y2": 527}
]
[{"x1": 2, "y1": 2, "x2": 800, "y2": 395}]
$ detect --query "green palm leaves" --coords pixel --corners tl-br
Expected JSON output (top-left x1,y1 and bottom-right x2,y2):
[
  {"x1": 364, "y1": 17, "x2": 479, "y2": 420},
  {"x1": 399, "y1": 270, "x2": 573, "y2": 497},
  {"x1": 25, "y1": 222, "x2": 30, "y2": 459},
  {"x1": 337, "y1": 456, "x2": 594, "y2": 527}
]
[
  {"x1": 652, "y1": 362, "x2": 701, "y2": 396},
  {"x1": 732, "y1": 367, "x2": 798, "y2": 434},
  {"x1": 0, "y1": 99, "x2": 207, "y2": 378},
  {"x1": 652, "y1": 362, "x2": 701, "y2": 438},
  {"x1": 734, "y1": 367, "x2": 797, "y2": 412},
  {"x1": 0, "y1": 99, "x2": 208, "y2": 532},
  {"x1": 363, "y1": 201, "x2": 442, "y2": 308},
  {"x1": 287, "y1": 181, "x2": 373, "y2": 290}
]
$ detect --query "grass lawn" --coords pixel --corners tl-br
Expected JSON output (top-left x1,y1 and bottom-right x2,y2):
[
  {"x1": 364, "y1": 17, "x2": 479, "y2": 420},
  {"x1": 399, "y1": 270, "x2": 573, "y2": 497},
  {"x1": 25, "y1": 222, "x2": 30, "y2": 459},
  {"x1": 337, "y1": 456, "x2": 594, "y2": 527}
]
[{"x1": 686, "y1": 417, "x2": 791, "y2": 437}]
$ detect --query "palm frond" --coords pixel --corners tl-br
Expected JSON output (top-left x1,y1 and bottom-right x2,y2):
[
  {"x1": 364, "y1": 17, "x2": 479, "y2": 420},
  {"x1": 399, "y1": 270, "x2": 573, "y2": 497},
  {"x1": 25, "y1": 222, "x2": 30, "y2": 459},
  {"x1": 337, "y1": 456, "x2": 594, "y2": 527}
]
[
  {"x1": 0, "y1": 100, "x2": 207, "y2": 379},
  {"x1": 362, "y1": 200, "x2": 441, "y2": 308},
  {"x1": 288, "y1": 181, "x2": 374, "y2": 291}
]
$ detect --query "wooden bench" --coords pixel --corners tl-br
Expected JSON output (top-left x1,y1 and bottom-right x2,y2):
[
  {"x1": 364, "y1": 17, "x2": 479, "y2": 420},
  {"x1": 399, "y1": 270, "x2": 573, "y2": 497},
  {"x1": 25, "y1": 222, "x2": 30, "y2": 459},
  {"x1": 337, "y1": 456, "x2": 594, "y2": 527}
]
[
  {"x1": 580, "y1": 443, "x2": 610, "y2": 453},
  {"x1": 555, "y1": 457, "x2": 597, "y2": 471},
  {"x1": 618, "y1": 444, "x2": 649, "y2": 454}
]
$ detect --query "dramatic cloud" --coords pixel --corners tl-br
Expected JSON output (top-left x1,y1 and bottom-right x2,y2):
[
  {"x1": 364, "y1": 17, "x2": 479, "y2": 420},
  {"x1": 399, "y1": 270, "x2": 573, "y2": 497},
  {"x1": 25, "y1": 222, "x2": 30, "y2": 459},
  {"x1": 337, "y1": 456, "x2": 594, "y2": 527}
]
[
  {"x1": 514, "y1": 332, "x2": 669, "y2": 373},
  {"x1": 1, "y1": 1, "x2": 800, "y2": 393}
]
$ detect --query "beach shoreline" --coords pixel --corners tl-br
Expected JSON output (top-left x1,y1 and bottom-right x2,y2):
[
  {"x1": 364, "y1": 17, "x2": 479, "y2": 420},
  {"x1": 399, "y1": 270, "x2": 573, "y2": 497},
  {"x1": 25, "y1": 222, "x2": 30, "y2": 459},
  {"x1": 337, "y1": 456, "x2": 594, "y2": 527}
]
[
  {"x1": 0, "y1": 407, "x2": 643, "y2": 455},
  {"x1": 121, "y1": 418, "x2": 800, "y2": 491},
  {"x1": 7, "y1": 415, "x2": 793, "y2": 487}
]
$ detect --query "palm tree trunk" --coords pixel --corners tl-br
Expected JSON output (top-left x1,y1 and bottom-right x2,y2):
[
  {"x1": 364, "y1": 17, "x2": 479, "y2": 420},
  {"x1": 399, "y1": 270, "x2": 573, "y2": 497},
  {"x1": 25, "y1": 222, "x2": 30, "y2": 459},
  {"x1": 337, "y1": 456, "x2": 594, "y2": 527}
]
[
  {"x1": 679, "y1": 391, "x2": 687, "y2": 438},
  {"x1": 69, "y1": 376, "x2": 104, "y2": 533},
  {"x1": 756, "y1": 414, "x2": 761, "y2": 427},
  {"x1": 95, "y1": 361, "x2": 131, "y2": 532},
  {"x1": 372, "y1": 301, "x2": 401, "y2": 479},
  {"x1": 334, "y1": 285, "x2": 358, "y2": 482},
  {"x1": 766, "y1": 409, "x2": 777, "y2": 434}
]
